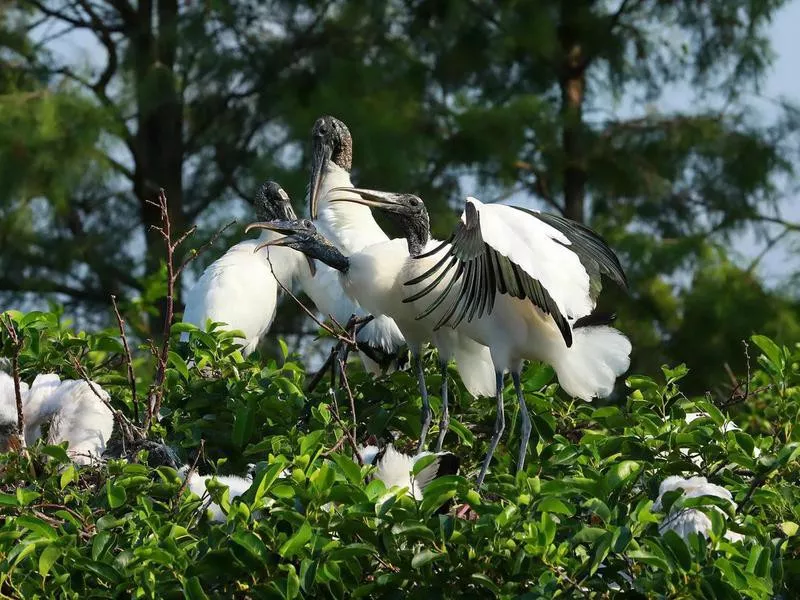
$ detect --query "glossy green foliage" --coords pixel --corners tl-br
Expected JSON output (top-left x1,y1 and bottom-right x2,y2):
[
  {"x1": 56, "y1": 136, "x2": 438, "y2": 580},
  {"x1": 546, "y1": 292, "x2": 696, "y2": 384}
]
[{"x1": 1, "y1": 311, "x2": 799, "y2": 598}]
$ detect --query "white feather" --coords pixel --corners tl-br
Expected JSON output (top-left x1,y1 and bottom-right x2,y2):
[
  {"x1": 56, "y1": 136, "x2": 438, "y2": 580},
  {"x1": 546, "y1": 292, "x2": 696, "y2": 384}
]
[
  {"x1": 182, "y1": 232, "x2": 309, "y2": 356},
  {"x1": 0, "y1": 372, "x2": 113, "y2": 464},
  {"x1": 654, "y1": 476, "x2": 743, "y2": 542},
  {"x1": 466, "y1": 197, "x2": 594, "y2": 319},
  {"x1": 307, "y1": 162, "x2": 406, "y2": 363},
  {"x1": 359, "y1": 444, "x2": 453, "y2": 501},
  {"x1": 178, "y1": 466, "x2": 254, "y2": 523}
]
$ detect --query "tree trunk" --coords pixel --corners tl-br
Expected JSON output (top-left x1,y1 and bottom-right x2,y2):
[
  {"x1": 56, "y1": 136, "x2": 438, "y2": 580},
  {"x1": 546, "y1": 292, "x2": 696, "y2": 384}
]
[
  {"x1": 558, "y1": 3, "x2": 588, "y2": 224},
  {"x1": 131, "y1": 0, "x2": 185, "y2": 335}
]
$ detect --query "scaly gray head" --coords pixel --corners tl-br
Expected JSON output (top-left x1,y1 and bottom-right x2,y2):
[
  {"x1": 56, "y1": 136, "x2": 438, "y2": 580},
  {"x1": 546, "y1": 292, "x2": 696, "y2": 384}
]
[
  {"x1": 309, "y1": 115, "x2": 353, "y2": 219},
  {"x1": 244, "y1": 218, "x2": 350, "y2": 273},
  {"x1": 328, "y1": 187, "x2": 431, "y2": 255},
  {"x1": 254, "y1": 181, "x2": 298, "y2": 222}
]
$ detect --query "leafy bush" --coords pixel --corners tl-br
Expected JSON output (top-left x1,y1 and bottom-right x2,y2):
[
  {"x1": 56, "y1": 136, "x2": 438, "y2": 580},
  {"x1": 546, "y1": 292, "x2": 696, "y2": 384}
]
[{"x1": 1, "y1": 310, "x2": 799, "y2": 599}]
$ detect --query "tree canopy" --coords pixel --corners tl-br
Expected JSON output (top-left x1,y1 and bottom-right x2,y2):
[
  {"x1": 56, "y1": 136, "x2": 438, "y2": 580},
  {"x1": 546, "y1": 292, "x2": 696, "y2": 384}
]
[{"x1": 1, "y1": 0, "x2": 799, "y2": 390}]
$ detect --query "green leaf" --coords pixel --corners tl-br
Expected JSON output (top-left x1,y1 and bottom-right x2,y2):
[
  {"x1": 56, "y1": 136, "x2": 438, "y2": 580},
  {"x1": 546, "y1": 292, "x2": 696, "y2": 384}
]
[
  {"x1": 661, "y1": 530, "x2": 692, "y2": 571},
  {"x1": 751, "y1": 334, "x2": 783, "y2": 369},
  {"x1": 605, "y1": 460, "x2": 641, "y2": 491},
  {"x1": 15, "y1": 516, "x2": 57, "y2": 540},
  {"x1": 232, "y1": 531, "x2": 269, "y2": 562},
  {"x1": 41, "y1": 444, "x2": 70, "y2": 463},
  {"x1": 183, "y1": 576, "x2": 210, "y2": 600},
  {"x1": 411, "y1": 550, "x2": 444, "y2": 569},
  {"x1": 73, "y1": 558, "x2": 121, "y2": 584},
  {"x1": 471, "y1": 573, "x2": 500, "y2": 595},
  {"x1": 60, "y1": 465, "x2": 77, "y2": 490},
  {"x1": 252, "y1": 461, "x2": 288, "y2": 505},
  {"x1": 38, "y1": 544, "x2": 61, "y2": 578},
  {"x1": 331, "y1": 453, "x2": 362, "y2": 485},
  {"x1": 781, "y1": 521, "x2": 799, "y2": 537},
  {"x1": 106, "y1": 480, "x2": 126, "y2": 508},
  {"x1": 285, "y1": 563, "x2": 300, "y2": 600},
  {"x1": 16, "y1": 488, "x2": 40, "y2": 506},
  {"x1": 279, "y1": 521, "x2": 312, "y2": 558},
  {"x1": 168, "y1": 350, "x2": 190, "y2": 380},
  {"x1": 537, "y1": 497, "x2": 575, "y2": 516}
]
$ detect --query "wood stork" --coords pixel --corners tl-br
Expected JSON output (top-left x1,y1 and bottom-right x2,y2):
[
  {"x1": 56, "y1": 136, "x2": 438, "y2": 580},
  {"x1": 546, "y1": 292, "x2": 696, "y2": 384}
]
[
  {"x1": 0, "y1": 372, "x2": 113, "y2": 464},
  {"x1": 653, "y1": 476, "x2": 743, "y2": 542},
  {"x1": 359, "y1": 444, "x2": 459, "y2": 502},
  {"x1": 319, "y1": 188, "x2": 632, "y2": 485},
  {"x1": 181, "y1": 182, "x2": 313, "y2": 356},
  {"x1": 306, "y1": 115, "x2": 406, "y2": 375},
  {"x1": 245, "y1": 215, "x2": 497, "y2": 454},
  {"x1": 178, "y1": 465, "x2": 253, "y2": 523}
]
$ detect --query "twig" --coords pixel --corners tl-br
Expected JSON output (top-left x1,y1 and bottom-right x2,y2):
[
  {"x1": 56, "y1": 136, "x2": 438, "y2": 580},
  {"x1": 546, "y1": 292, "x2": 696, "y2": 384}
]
[
  {"x1": 175, "y1": 439, "x2": 205, "y2": 510},
  {"x1": 326, "y1": 387, "x2": 363, "y2": 466},
  {"x1": 264, "y1": 254, "x2": 351, "y2": 342},
  {"x1": 1, "y1": 314, "x2": 27, "y2": 453},
  {"x1": 307, "y1": 346, "x2": 338, "y2": 393},
  {"x1": 175, "y1": 220, "x2": 237, "y2": 278},
  {"x1": 110, "y1": 295, "x2": 138, "y2": 423},
  {"x1": 69, "y1": 354, "x2": 143, "y2": 446},
  {"x1": 338, "y1": 356, "x2": 358, "y2": 445}
]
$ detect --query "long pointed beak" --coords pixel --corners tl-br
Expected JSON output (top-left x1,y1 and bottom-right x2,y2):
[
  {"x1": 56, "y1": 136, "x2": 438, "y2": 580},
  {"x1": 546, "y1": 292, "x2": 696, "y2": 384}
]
[
  {"x1": 328, "y1": 187, "x2": 404, "y2": 209},
  {"x1": 246, "y1": 219, "x2": 304, "y2": 253},
  {"x1": 309, "y1": 137, "x2": 333, "y2": 220}
]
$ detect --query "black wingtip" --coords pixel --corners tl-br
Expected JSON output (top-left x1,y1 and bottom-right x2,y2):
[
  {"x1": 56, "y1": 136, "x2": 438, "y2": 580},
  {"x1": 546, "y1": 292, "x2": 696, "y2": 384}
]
[
  {"x1": 572, "y1": 311, "x2": 617, "y2": 329},
  {"x1": 435, "y1": 452, "x2": 460, "y2": 478}
]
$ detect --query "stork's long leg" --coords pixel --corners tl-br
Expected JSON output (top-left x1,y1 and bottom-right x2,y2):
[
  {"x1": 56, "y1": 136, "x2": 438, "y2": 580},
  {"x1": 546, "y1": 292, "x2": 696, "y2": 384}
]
[
  {"x1": 415, "y1": 353, "x2": 432, "y2": 452},
  {"x1": 435, "y1": 358, "x2": 449, "y2": 452},
  {"x1": 476, "y1": 371, "x2": 506, "y2": 486},
  {"x1": 512, "y1": 371, "x2": 531, "y2": 472}
]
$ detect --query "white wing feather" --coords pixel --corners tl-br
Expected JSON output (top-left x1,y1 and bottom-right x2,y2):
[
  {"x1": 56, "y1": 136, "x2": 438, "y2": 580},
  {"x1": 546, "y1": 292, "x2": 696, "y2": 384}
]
[{"x1": 467, "y1": 197, "x2": 594, "y2": 319}]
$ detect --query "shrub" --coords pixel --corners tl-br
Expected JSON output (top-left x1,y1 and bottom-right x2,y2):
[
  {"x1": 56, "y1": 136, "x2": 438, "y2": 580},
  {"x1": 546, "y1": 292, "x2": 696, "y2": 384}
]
[{"x1": 0, "y1": 310, "x2": 798, "y2": 598}]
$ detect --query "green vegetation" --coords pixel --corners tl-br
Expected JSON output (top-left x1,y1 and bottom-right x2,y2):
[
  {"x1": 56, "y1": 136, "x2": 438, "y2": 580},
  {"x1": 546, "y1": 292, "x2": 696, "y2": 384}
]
[{"x1": 1, "y1": 308, "x2": 799, "y2": 598}]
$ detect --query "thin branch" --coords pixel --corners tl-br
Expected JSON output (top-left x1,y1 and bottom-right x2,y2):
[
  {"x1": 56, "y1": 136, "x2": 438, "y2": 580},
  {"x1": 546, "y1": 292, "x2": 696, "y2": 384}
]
[
  {"x1": 175, "y1": 220, "x2": 237, "y2": 278},
  {"x1": 110, "y1": 294, "x2": 138, "y2": 423},
  {"x1": 175, "y1": 439, "x2": 205, "y2": 511},
  {"x1": 338, "y1": 356, "x2": 358, "y2": 445},
  {"x1": 1, "y1": 315, "x2": 27, "y2": 453},
  {"x1": 745, "y1": 229, "x2": 791, "y2": 274}
]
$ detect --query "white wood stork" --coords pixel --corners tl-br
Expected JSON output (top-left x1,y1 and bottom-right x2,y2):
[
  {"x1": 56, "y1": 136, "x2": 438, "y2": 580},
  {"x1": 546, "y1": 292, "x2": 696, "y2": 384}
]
[
  {"x1": 306, "y1": 115, "x2": 406, "y2": 375},
  {"x1": 181, "y1": 182, "x2": 313, "y2": 356},
  {"x1": 359, "y1": 444, "x2": 459, "y2": 502},
  {"x1": 0, "y1": 372, "x2": 113, "y2": 464},
  {"x1": 178, "y1": 465, "x2": 253, "y2": 523},
  {"x1": 245, "y1": 214, "x2": 497, "y2": 454},
  {"x1": 316, "y1": 188, "x2": 632, "y2": 485}
]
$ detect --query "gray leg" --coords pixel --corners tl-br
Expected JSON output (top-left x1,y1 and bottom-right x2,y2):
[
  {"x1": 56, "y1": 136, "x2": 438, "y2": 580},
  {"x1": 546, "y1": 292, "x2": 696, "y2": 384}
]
[
  {"x1": 435, "y1": 359, "x2": 449, "y2": 452},
  {"x1": 415, "y1": 353, "x2": 432, "y2": 452},
  {"x1": 476, "y1": 371, "x2": 506, "y2": 487},
  {"x1": 512, "y1": 371, "x2": 531, "y2": 473}
]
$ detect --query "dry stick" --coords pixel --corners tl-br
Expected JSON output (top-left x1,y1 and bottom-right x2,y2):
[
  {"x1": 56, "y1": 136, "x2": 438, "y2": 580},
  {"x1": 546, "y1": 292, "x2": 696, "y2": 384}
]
[
  {"x1": 1, "y1": 315, "x2": 27, "y2": 453},
  {"x1": 175, "y1": 438, "x2": 206, "y2": 510},
  {"x1": 110, "y1": 294, "x2": 138, "y2": 423},
  {"x1": 338, "y1": 356, "x2": 358, "y2": 446},
  {"x1": 69, "y1": 354, "x2": 142, "y2": 450}
]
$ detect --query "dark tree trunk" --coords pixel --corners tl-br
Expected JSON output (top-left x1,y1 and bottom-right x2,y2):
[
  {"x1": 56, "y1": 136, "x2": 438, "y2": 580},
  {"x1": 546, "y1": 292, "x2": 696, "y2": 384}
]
[
  {"x1": 130, "y1": 0, "x2": 185, "y2": 335},
  {"x1": 558, "y1": 3, "x2": 589, "y2": 224}
]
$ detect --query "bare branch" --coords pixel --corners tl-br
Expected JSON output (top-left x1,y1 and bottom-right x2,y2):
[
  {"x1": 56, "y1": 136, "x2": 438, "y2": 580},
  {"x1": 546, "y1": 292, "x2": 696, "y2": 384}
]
[
  {"x1": 110, "y1": 294, "x2": 138, "y2": 423},
  {"x1": 1, "y1": 315, "x2": 27, "y2": 453},
  {"x1": 175, "y1": 220, "x2": 237, "y2": 279},
  {"x1": 175, "y1": 439, "x2": 206, "y2": 511}
]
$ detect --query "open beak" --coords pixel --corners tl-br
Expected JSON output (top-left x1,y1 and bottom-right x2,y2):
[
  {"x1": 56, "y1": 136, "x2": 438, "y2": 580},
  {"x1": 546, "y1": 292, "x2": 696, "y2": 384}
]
[
  {"x1": 309, "y1": 136, "x2": 333, "y2": 220},
  {"x1": 328, "y1": 187, "x2": 404, "y2": 209},
  {"x1": 246, "y1": 220, "x2": 304, "y2": 252}
]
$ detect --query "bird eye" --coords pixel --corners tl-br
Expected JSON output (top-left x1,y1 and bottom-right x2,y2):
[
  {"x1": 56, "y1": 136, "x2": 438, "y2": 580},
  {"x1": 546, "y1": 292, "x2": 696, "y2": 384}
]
[
  {"x1": 409, "y1": 197, "x2": 419, "y2": 207},
  {"x1": 303, "y1": 219, "x2": 313, "y2": 228}
]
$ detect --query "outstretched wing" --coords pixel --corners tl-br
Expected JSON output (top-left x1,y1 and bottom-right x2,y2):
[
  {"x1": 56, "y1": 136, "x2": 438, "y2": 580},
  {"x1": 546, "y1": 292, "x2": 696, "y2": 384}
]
[{"x1": 403, "y1": 198, "x2": 597, "y2": 346}]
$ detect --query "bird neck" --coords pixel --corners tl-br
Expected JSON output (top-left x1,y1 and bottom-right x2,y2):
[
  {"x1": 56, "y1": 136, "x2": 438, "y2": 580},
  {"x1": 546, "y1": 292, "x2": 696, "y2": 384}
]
[
  {"x1": 406, "y1": 228, "x2": 429, "y2": 257},
  {"x1": 312, "y1": 242, "x2": 350, "y2": 274}
]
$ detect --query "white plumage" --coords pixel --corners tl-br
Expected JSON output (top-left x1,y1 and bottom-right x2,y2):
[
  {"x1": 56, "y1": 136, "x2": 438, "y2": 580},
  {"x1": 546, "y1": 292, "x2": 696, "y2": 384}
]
[
  {"x1": 178, "y1": 465, "x2": 254, "y2": 523},
  {"x1": 0, "y1": 371, "x2": 113, "y2": 464},
  {"x1": 306, "y1": 116, "x2": 406, "y2": 373},
  {"x1": 654, "y1": 475, "x2": 744, "y2": 542},
  {"x1": 359, "y1": 444, "x2": 459, "y2": 501},
  {"x1": 181, "y1": 182, "x2": 311, "y2": 356},
  {"x1": 312, "y1": 188, "x2": 631, "y2": 484}
]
